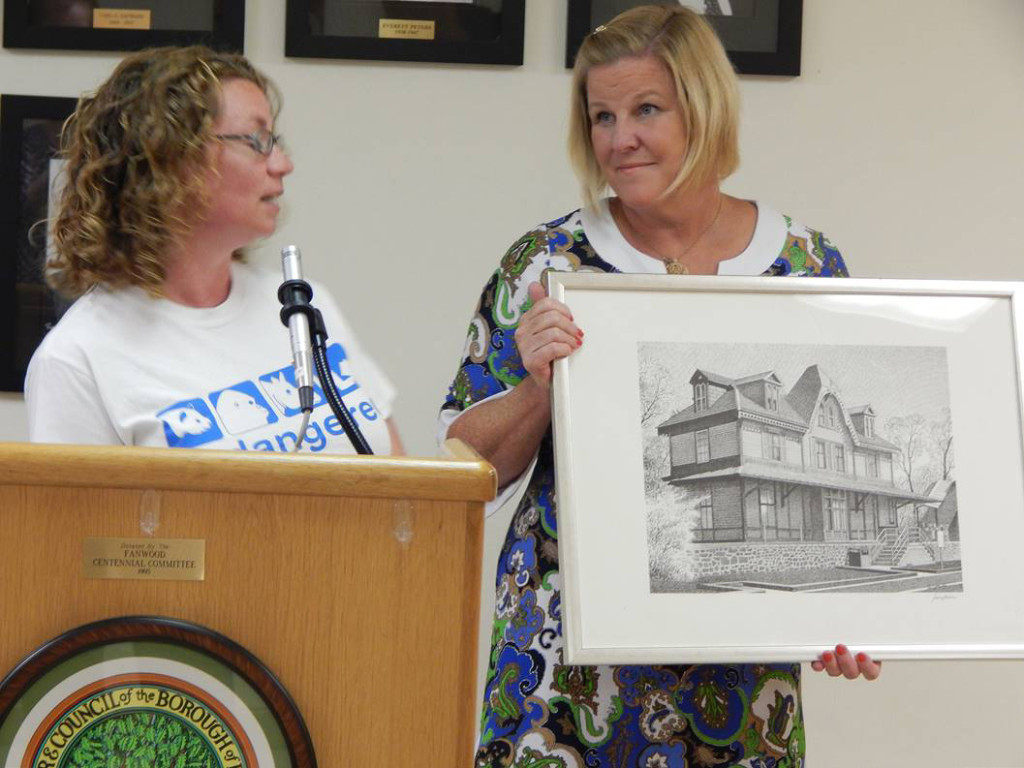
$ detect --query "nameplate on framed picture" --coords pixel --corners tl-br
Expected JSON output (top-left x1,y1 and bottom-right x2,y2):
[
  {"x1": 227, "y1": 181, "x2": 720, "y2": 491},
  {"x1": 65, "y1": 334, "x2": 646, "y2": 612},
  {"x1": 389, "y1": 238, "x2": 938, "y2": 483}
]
[
  {"x1": 2, "y1": 0, "x2": 244, "y2": 52},
  {"x1": 286, "y1": 0, "x2": 525, "y2": 65}
]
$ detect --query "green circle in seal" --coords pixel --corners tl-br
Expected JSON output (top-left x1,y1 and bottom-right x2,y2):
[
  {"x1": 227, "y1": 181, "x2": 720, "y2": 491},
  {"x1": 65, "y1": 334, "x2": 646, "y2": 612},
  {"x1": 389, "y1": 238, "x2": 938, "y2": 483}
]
[{"x1": 60, "y1": 709, "x2": 218, "y2": 768}]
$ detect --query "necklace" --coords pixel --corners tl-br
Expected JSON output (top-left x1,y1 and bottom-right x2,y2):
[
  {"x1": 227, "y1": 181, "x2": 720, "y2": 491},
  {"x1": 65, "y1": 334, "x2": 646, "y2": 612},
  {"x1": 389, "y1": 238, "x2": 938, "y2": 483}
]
[{"x1": 657, "y1": 194, "x2": 724, "y2": 275}]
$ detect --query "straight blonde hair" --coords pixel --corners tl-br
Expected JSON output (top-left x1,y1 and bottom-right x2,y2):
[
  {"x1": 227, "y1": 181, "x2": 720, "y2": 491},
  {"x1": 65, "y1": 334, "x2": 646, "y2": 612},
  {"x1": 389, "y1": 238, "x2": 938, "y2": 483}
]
[{"x1": 568, "y1": 4, "x2": 740, "y2": 208}]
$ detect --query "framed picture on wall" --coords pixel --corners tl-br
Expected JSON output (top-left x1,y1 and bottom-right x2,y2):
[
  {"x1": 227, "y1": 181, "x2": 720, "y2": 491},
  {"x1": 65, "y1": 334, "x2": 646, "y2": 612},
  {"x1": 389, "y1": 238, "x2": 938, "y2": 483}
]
[
  {"x1": 2, "y1": 0, "x2": 245, "y2": 52},
  {"x1": 285, "y1": 0, "x2": 525, "y2": 65},
  {"x1": 0, "y1": 94, "x2": 78, "y2": 392},
  {"x1": 548, "y1": 271, "x2": 1024, "y2": 664},
  {"x1": 565, "y1": 0, "x2": 803, "y2": 74}
]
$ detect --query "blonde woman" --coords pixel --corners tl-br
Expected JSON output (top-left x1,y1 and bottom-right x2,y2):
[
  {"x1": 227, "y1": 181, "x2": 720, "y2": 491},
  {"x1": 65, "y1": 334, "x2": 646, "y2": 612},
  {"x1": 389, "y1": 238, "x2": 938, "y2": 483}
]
[{"x1": 441, "y1": 6, "x2": 876, "y2": 766}]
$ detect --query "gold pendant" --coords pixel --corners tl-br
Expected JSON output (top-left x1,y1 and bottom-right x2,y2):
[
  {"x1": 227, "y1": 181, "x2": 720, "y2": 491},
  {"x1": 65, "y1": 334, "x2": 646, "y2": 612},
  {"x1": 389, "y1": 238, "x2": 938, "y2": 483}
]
[{"x1": 665, "y1": 259, "x2": 689, "y2": 275}]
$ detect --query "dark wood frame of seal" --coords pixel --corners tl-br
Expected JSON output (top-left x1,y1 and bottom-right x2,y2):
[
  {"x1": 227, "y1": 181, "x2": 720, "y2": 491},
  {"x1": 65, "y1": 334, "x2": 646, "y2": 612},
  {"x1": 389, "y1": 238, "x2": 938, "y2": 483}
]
[
  {"x1": 0, "y1": 616, "x2": 317, "y2": 767},
  {"x1": 564, "y1": 0, "x2": 803, "y2": 74},
  {"x1": 0, "y1": 94, "x2": 78, "y2": 393},
  {"x1": 2, "y1": 0, "x2": 245, "y2": 52},
  {"x1": 285, "y1": 0, "x2": 526, "y2": 65}
]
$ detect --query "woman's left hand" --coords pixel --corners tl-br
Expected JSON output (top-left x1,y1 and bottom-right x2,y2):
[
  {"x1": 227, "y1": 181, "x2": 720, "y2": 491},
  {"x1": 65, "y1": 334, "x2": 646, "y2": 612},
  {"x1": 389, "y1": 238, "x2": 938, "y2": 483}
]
[{"x1": 811, "y1": 644, "x2": 882, "y2": 680}]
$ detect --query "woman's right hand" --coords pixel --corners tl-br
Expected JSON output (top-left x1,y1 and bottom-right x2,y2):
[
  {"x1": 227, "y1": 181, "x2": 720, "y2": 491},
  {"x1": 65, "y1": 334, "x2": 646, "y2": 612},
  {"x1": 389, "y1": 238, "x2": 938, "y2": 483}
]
[
  {"x1": 446, "y1": 281, "x2": 583, "y2": 488},
  {"x1": 515, "y1": 282, "x2": 584, "y2": 388}
]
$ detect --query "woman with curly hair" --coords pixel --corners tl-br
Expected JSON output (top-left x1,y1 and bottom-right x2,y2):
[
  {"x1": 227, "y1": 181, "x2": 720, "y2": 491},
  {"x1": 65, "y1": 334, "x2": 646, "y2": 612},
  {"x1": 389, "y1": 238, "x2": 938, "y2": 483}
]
[{"x1": 26, "y1": 46, "x2": 402, "y2": 454}]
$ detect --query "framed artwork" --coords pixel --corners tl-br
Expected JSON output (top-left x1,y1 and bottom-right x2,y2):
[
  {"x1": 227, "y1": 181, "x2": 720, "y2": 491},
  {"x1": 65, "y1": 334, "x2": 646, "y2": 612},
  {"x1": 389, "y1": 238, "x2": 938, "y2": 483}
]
[
  {"x1": 0, "y1": 616, "x2": 316, "y2": 766},
  {"x1": 285, "y1": 0, "x2": 525, "y2": 65},
  {"x1": 565, "y1": 0, "x2": 803, "y2": 74},
  {"x1": 0, "y1": 94, "x2": 77, "y2": 392},
  {"x1": 548, "y1": 272, "x2": 1024, "y2": 665},
  {"x1": 2, "y1": 0, "x2": 245, "y2": 52}
]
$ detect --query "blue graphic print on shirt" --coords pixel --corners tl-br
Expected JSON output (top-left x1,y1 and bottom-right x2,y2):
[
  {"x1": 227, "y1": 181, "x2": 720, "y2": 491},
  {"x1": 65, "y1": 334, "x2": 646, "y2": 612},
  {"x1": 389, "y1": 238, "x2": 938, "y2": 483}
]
[
  {"x1": 259, "y1": 366, "x2": 326, "y2": 417},
  {"x1": 156, "y1": 342, "x2": 381, "y2": 453},
  {"x1": 210, "y1": 380, "x2": 280, "y2": 435},
  {"x1": 157, "y1": 399, "x2": 222, "y2": 448}
]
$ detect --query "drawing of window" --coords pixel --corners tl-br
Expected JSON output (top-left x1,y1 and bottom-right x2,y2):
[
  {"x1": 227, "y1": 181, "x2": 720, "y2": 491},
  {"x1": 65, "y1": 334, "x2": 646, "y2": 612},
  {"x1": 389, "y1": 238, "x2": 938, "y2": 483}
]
[
  {"x1": 879, "y1": 496, "x2": 896, "y2": 526},
  {"x1": 866, "y1": 453, "x2": 879, "y2": 478},
  {"x1": 775, "y1": 485, "x2": 800, "y2": 540},
  {"x1": 832, "y1": 444, "x2": 846, "y2": 473},
  {"x1": 824, "y1": 490, "x2": 847, "y2": 532},
  {"x1": 815, "y1": 439, "x2": 828, "y2": 469},
  {"x1": 759, "y1": 484, "x2": 777, "y2": 540},
  {"x1": 696, "y1": 429, "x2": 710, "y2": 463},
  {"x1": 864, "y1": 413, "x2": 874, "y2": 437},
  {"x1": 766, "y1": 383, "x2": 779, "y2": 412},
  {"x1": 818, "y1": 398, "x2": 839, "y2": 429},
  {"x1": 850, "y1": 496, "x2": 876, "y2": 540},
  {"x1": 694, "y1": 381, "x2": 708, "y2": 411},
  {"x1": 761, "y1": 431, "x2": 782, "y2": 461},
  {"x1": 698, "y1": 487, "x2": 713, "y2": 530}
]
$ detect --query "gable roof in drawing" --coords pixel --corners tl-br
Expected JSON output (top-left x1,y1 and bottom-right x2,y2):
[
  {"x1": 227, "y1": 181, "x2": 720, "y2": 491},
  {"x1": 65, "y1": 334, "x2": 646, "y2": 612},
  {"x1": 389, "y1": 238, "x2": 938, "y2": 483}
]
[
  {"x1": 786, "y1": 365, "x2": 828, "y2": 423},
  {"x1": 733, "y1": 371, "x2": 782, "y2": 387},
  {"x1": 661, "y1": 364, "x2": 901, "y2": 452},
  {"x1": 658, "y1": 388, "x2": 739, "y2": 430},
  {"x1": 690, "y1": 369, "x2": 736, "y2": 388},
  {"x1": 783, "y1": 364, "x2": 898, "y2": 451},
  {"x1": 660, "y1": 370, "x2": 804, "y2": 432}
]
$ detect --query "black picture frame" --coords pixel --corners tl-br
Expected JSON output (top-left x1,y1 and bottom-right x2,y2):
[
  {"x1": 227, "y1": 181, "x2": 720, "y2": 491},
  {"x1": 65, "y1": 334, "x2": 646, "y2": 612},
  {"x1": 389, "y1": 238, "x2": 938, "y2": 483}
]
[
  {"x1": 0, "y1": 94, "x2": 77, "y2": 392},
  {"x1": 286, "y1": 0, "x2": 525, "y2": 65},
  {"x1": 2, "y1": 0, "x2": 245, "y2": 53},
  {"x1": 565, "y1": 0, "x2": 803, "y2": 75}
]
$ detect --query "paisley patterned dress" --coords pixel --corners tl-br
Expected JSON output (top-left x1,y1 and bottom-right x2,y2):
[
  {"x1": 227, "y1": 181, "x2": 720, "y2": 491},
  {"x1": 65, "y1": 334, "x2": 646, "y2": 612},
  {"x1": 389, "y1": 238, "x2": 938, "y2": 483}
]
[{"x1": 441, "y1": 203, "x2": 848, "y2": 768}]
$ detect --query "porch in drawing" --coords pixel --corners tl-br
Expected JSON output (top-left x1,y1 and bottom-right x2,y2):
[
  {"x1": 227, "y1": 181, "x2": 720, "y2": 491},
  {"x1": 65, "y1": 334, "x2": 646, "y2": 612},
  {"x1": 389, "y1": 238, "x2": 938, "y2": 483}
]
[{"x1": 640, "y1": 343, "x2": 960, "y2": 594}]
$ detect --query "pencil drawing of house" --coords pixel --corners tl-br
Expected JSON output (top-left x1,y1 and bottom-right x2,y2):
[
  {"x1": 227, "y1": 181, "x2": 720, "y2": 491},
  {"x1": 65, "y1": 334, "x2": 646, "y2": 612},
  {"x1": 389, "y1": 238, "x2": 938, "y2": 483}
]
[{"x1": 655, "y1": 364, "x2": 948, "y2": 581}]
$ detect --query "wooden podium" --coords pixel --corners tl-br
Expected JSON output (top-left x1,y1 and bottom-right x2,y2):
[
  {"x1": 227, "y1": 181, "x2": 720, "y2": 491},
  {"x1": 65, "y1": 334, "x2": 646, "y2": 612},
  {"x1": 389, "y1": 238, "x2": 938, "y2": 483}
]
[{"x1": 0, "y1": 440, "x2": 495, "y2": 767}]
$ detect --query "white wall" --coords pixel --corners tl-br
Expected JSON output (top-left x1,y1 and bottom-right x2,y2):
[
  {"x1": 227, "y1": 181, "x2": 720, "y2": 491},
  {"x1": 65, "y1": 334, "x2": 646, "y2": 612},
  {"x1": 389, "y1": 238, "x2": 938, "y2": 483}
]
[{"x1": 3, "y1": 1, "x2": 1024, "y2": 765}]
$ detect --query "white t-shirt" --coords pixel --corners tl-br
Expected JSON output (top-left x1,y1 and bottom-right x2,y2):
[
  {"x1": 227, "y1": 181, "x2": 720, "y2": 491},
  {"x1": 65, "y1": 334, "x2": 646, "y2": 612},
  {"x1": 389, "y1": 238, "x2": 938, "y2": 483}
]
[{"x1": 26, "y1": 265, "x2": 395, "y2": 455}]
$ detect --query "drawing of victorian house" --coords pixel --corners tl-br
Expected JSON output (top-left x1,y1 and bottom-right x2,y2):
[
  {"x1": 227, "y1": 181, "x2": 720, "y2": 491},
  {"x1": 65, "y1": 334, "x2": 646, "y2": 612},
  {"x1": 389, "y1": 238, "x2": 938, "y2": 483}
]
[{"x1": 656, "y1": 365, "x2": 939, "y2": 574}]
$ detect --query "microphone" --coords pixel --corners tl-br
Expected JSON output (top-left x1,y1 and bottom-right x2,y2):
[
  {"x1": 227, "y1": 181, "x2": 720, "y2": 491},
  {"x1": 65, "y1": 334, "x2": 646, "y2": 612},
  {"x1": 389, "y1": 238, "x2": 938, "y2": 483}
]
[
  {"x1": 279, "y1": 245, "x2": 315, "y2": 413},
  {"x1": 276, "y1": 246, "x2": 374, "y2": 456}
]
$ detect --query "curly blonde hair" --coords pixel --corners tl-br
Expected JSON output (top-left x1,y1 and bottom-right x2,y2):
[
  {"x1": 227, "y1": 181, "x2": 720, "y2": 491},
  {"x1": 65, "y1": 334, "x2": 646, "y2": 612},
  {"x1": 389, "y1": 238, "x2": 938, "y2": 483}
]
[
  {"x1": 47, "y1": 46, "x2": 277, "y2": 298},
  {"x1": 568, "y1": 5, "x2": 740, "y2": 209}
]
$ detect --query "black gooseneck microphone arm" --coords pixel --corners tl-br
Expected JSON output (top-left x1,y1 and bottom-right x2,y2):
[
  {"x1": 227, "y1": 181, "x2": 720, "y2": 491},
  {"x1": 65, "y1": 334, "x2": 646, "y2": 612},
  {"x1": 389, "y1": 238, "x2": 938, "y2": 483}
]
[
  {"x1": 307, "y1": 307, "x2": 373, "y2": 455},
  {"x1": 278, "y1": 246, "x2": 374, "y2": 456}
]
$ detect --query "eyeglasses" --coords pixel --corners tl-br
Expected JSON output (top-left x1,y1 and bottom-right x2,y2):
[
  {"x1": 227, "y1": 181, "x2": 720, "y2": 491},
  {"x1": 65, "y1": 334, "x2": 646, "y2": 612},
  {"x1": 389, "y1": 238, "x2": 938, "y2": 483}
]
[{"x1": 214, "y1": 129, "x2": 282, "y2": 157}]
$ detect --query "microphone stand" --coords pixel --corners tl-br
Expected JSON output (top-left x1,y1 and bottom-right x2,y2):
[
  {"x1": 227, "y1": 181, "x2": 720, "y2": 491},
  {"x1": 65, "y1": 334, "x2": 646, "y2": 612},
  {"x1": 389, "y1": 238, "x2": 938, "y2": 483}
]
[{"x1": 278, "y1": 262, "x2": 374, "y2": 456}]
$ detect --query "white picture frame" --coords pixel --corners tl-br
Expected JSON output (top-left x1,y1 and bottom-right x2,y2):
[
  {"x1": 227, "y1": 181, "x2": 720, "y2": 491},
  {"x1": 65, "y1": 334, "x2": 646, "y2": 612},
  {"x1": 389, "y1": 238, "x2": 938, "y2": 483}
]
[{"x1": 549, "y1": 272, "x2": 1024, "y2": 665}]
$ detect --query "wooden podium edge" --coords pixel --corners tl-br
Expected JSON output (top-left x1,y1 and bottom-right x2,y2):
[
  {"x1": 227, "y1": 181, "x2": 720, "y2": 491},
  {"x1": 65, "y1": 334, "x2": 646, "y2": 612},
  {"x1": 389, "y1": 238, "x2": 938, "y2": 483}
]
[{"x1": 0, "y1": 441, "x2": 497, "y2": 502}]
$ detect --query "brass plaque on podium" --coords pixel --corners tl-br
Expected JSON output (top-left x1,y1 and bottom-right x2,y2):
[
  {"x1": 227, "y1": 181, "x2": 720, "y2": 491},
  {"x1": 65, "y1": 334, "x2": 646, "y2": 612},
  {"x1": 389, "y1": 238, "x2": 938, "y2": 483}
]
[{"x1": 83, "y1": 538, "x2": 205, "y2": 581}]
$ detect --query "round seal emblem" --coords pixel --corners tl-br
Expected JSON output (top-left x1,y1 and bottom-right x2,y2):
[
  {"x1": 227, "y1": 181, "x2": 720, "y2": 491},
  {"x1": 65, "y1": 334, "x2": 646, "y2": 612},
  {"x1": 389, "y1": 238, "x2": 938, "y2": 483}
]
[{"x1": 0, "y1": 617, "x2": 315, "y2": 767}]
